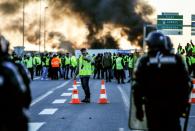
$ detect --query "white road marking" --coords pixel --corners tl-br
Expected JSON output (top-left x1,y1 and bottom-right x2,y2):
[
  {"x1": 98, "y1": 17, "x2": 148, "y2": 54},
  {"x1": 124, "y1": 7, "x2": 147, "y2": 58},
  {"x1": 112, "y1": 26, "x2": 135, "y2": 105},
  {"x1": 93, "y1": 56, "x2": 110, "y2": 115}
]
[
  {"x1": 119, "y1": 128, "x2": 124, "y2": 131},
  {"x1": 76, "y1": 81, "x2": 81, "y2": 84},
  {"x1": 189, "y1": 116, "x2": 195, "y2": 118},
  {"x1": 61, "y1": 93, "x2": 72, "y2": 96},
  {"x1": 39, "y1": 108, "x2": 58, "y2": 115},
  {"x1": 31, "y1": 80, "x2": 71, "y2": 107},
  {"x1": 29, "y1": 122, "x2": 45, "y2": 131},
  {"x1": 56, "y1": 80, "x2": 71, "y2": 89},
  {"x1": 52, "y1": 99, "x2": 67, "y2": 104},
  {"x1": 117, "y1": 85, "x2": 130, "y2": 115},
  {"x1": 68, "y1": 88, "x2": 74, "y2": 91},
  {"x1": 30, "y1": 91, "x2": 53, "y2": 106},
  {"x1": 34, "y1": 77, "x2": 41, "y2": 80}
]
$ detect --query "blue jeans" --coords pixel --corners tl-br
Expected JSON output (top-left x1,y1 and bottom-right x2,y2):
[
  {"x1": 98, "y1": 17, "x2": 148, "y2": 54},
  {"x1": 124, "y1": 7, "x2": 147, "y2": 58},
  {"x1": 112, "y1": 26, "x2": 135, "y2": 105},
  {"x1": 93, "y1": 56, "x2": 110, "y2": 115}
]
[{"x1": 41, "y1": 67, "x2": 48, "y2": 80}]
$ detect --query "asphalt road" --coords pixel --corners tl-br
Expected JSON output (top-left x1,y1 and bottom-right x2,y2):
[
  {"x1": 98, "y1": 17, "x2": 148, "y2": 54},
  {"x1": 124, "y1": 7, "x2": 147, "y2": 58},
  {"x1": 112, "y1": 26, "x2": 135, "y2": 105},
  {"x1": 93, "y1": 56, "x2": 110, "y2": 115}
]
[
  {"x1": 28, "y1": 77, "x2": 195, "y2": 131},
  {"x1": 28, "y1": 77, "x2": 131, "y2": 131}
]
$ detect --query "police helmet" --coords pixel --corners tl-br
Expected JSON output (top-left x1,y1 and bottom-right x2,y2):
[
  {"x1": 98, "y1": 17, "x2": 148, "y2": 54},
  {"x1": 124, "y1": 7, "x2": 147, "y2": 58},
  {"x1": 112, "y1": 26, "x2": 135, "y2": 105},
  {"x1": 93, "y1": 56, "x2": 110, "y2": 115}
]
[
  {"x1": 0, "y1": 35, "x2": 9, "y2": 56},
  {"x1": 145, "y1": 31, "x2": 168, "y2": 51}
]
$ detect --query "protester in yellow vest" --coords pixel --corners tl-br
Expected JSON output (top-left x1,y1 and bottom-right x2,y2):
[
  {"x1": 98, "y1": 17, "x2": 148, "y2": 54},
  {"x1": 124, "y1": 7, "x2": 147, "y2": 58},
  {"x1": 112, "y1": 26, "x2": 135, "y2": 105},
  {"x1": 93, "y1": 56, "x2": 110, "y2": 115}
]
[
  {"x1": 33, "y1": 53, "x2": 42, "y2": 76},
  {"x1": 70, "y1": 55, "x2": 77, "y2": 78},
  {"x1": 127, "y1": 53, "x2": 134, "y2": 83},
  {"x1": 26, "y1": 53, "x2": 34, "y2": 80},
  {"x1": 74, "y1": 48, "x2": 93, "y2": 103},
  {"x1": 64, "y1": 53, "x2": 70, "y2": 79},
  {"x1": 115, "y1": 53, "x2": 125, "y2": 84}
]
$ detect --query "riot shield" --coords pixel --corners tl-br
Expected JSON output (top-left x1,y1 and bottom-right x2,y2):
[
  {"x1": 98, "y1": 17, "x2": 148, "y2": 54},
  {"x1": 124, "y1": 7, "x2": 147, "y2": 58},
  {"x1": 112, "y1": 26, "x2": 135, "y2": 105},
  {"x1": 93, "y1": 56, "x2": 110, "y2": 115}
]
[{"x1": 129, "y1": 89, "x2": 148, "y2": 130}]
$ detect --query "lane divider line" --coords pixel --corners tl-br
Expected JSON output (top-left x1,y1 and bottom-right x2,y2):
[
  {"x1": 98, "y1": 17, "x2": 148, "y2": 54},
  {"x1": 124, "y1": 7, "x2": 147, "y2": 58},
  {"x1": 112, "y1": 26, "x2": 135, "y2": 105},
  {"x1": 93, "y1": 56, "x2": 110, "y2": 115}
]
[
  {"x1": 29, "y1": 122, "x2": 45, "y2": 131},
  {"x1": 117, "y1": 85, "x2": 130, "y2": 115},
  {"x1": 30, "y1": 91, "x2": 53, "y2": 106},
  {"x1": 61, "y1": 93, "x2": 72, "y2": 96},
  {"x1": 52, "y1": 99, "x2": 67, "y2": 104},
  {"x1": 31, "y1": 80, "x2": 71, "y2": 107},
  {"x1": 39, "y1": 108, "x2": 58, "y2": 115},
  {"x1": 68, "y1": 88, "x2": 74, "y2": 91}
]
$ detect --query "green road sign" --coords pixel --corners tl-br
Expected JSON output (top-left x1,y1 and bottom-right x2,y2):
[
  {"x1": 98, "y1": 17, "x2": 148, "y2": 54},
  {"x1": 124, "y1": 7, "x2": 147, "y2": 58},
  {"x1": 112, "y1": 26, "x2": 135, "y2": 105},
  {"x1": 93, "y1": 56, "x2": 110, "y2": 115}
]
[
  {"x1": 191, "y1": 28, "x2": 195, "y2": 31},
  {"x1": 192, "y1": 17, "x2": 195, "y2": 35},
  {"x1": 192, "y1": 15, "x2": 195, "y2": 21},
  {"x1": 191, "y1": 32, "x2": 195, "y2": 35},
  {"x1": 157, "y1": 13, "x2": 183, "y2": 35},
  {"x1": 157, "y1": 15, "x2": 183, "y2": 19},
  {"x1": 157, "y1": 20, "x2": 183, "y2": 25},
  {"x1": 159, "y1": 30, "x2": 183, "y2": 35},
  {"x1": 157, "y1": 25, "x2": 183, "y2": 29}
]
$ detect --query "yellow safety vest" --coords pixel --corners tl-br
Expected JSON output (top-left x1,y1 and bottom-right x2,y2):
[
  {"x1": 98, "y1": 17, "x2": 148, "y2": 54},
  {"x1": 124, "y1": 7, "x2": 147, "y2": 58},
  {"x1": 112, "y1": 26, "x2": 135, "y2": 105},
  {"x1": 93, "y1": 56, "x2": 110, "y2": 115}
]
[{"x1": 79, "y1": 56, "x2": 92, "y2": 76}]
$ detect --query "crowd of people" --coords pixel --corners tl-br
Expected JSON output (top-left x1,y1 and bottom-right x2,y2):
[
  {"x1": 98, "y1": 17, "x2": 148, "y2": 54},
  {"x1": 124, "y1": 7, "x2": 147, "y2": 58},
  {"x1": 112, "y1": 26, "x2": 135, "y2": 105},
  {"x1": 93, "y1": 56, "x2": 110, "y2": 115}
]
[
  {"x1": 0, "y1": 31, "x2": 194, "y2": 131},
  {"x1": 177, "y1": 40, "x2": 195, "y2": 77},
  {"x1": 10, "y1": 50, "x2": 140, "y2": 84}
]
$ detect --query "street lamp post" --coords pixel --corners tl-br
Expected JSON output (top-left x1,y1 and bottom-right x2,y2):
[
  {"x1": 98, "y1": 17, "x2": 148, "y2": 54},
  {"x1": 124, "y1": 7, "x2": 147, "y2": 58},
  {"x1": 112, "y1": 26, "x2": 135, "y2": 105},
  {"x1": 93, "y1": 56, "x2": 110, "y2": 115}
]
[
  {"x1": 23, "y1": 0, "x2": 25, "y2": 48},
  {"x1": 143, "y1": 24, "x2": 157, "y2": 46},
  {"x1": 44, "y1": 7, "x2": 48, "y2": 52},
  {"x1": 39, "y1": 0, "x2": 42, "y2": 53}
]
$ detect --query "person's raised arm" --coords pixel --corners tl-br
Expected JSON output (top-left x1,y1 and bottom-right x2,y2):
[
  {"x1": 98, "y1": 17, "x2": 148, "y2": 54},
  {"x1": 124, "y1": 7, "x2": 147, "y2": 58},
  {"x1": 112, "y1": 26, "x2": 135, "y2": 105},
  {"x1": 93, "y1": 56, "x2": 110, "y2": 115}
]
[{"x1": 190, "y1": 40, "x2": 194, "y2": 46}]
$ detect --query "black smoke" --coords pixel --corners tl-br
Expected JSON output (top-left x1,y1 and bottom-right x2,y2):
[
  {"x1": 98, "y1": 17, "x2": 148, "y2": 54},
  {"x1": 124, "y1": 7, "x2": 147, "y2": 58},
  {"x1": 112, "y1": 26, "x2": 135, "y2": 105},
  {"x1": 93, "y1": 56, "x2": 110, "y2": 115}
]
[
  {"x1": 0, "y1": 0, "x2": 32, "y2": 15},
  {"x1": 0, "y1": 0, "x2": 154, "y2": 50},
  {"x1": 49, "y1": 0, "x2": 154, "y2": 47},
  {"x1": 48, "y1": 31, "x2": 74, "y2": 52},
  {"x1": 0, "y1": 1, "x2": 20, "y2": 15},
  {"x1": 91, "y1": 34, "x2": 119, "y2": 49}
]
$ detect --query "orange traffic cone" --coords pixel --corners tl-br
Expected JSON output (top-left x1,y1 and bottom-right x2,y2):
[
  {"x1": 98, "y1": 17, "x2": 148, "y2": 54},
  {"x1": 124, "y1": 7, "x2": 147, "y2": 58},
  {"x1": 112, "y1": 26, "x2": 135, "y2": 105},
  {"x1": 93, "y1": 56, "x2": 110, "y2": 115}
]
[
  {"x1": 189, "y1": 79, "x2": 195, "y2": 103},
  {"x1": 98, "y1": 80, "x2": 109, "y2": 104},
  {"x1": 73, "y1": 79, "x2": 77, "y2": 89},
  {"x1": 69, "y1": 80, "x2": 81, "y2": 104}
]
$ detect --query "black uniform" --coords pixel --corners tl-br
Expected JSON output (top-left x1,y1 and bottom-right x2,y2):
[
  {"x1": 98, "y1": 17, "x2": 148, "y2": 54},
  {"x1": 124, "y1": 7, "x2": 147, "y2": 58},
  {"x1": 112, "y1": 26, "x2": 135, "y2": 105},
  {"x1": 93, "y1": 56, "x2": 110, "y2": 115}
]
[
  {"x1": 0, "y1": 61, "x2": 31, "y2": 131},
  {"x1": 132, "y1": 51, "x2": 192, "y2": 131}
]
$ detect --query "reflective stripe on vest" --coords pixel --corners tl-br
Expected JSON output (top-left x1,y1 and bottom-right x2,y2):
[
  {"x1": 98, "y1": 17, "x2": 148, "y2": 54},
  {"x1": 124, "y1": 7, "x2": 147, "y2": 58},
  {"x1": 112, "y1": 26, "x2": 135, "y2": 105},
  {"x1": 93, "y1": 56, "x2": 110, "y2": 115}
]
[
  {"x1": 128, "y1": 57, "x2": 134, "y2": 68},
  {"x1": 34, "y1": 56, "x2": 41, "y2": 65},
  {"x1": 116, "y1": 57, "x2": 123, "y2": 70},
  {"x1": 46, "y1": 57, "x2": 50, "y2": 66},
  {"x1": 65, "y1": 56, "x2": 70, "y2": 65},
  {"x1": 27, "y1": 57, "x2": 33, "y2": 68},
  {"x1": 71, "y1": 56, "x2": 77, "y2": 67},
  {"x1": 79, "y1": 56, "x2": 92, "y2": 76}
]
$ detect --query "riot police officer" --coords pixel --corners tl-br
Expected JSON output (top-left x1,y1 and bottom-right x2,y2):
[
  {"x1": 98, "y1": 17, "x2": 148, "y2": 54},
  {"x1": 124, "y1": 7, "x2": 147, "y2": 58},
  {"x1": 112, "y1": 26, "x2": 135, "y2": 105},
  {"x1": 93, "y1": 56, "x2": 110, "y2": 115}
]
[
  {"x1": 131, "y1": 31, "x2": 192, "y2": 131},
  {"x1": 0, "y1": 35, "x2": 31, "y2": 131}
]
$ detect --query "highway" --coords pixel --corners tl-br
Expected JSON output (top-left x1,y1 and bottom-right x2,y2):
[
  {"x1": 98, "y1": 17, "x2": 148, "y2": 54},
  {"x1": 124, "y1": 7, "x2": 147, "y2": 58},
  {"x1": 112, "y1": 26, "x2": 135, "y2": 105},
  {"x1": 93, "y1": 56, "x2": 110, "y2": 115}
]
[{"x1": 28, "y1": 77, "x2": 195, "y2": 131}]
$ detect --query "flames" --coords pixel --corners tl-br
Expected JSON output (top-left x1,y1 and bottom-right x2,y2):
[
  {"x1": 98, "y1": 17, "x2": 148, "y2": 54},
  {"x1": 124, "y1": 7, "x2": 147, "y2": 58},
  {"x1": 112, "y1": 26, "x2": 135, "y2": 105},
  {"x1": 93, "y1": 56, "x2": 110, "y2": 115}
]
[{"x1": 0, "y1": 0, "x2": 153, "y2": 52}]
